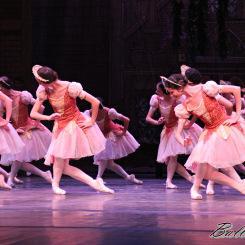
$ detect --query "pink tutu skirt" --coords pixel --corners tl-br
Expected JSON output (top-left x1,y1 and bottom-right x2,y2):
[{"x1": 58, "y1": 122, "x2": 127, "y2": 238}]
[
  {"x1": 94, "y1": 131, "x2": 140, "y2": 164},
  {"x1": 1, "y1": 126, "x2": 51, "y2": 165},
  {"x1": 185, "y1": 119, "x2": 245, "y2": 173},
  {"x1": 0, "y1": 123, "x2": 25, "y2": 163},
  {"x1": 45, "y1": 120, "x2": 106, "y2": 165},
  {"x1": 157, "y1": 123, "x2": 202, "y2": 163}
]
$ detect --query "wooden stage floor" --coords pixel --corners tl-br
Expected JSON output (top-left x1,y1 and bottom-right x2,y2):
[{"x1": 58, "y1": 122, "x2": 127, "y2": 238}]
[{"x1": 0, "y1": 177, "x2": 244, "y2": 245}]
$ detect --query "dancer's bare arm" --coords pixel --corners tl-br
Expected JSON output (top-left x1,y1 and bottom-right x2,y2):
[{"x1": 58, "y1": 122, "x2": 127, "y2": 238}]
[{"x1": 31, "y1": 99, "x2": 60, "y2": 121}]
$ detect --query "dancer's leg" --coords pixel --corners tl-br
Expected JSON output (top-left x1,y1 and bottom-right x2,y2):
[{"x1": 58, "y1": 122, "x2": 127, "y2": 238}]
[
  {"x1": 7, "y1": 161, "x2": 22, "y2": 187},
  {"x1": 175, "y1": 162, "x2": 206, "y2": 188},
  {"x1": 96, "y1": 160, "x2": 109, "y2": 179},
  {"x1": 221, "y1": 167, "x2": 242, "y2": 182},
  {"x1": 0, "y1": 174, "x2": 11, "y2": 190},
  {"x1": 204, "y1": 165, "x2": 245, "y2": 194},
  {"x1": 63, "y1": 160, "x2": 114, "y2": 193},
  {"x1": 206, "y1": 181, "x2": 215, "y2": 195},
  {"x1": 0, "y1": 167, "x2": 9, "y2": 179},
  {"x1": 166, "y1": 157, "x2": 178, "y2": 189},
  {"x1": 107, "y1": 160, "x2": 143, "y2": 184},
  {"x1": 52, "y1": 157, "x2": 66, "y2": 195},
  {"x1": 190, "y1": 163, "x2": 207, "y2": 200},
  {"x1": 21, "y1": 162, "x2": 52, "y2": 183},
  {"x1": 175, "y1": 163, "x2": 192, "y2": 182},
  {"x1": 0, "y1": 166, "x2": 23, "y2": 184}
]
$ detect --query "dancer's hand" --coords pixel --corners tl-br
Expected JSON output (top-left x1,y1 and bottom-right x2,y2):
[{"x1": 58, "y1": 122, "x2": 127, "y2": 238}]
[
  {"x1": 17, "y1": 128, "x2": 25, "y2": 134},
  {"x1": 80, "y1": 118, "x2": 94, "y2": 129},
  {"x1": 183, "y1": 136, "x2": 192, "y2": 146},
  {"x1": 223, "y1": 116, "x2": 238, "y2": 126},
  {"x1": 114, "y1": 130, "x2": 125, "y2": 137},
  {"x1": 157, "y1": 117, "x2": 165, "y2": 125},
  {"x1": 48, "y1": 113, "x2": 61, "y2": 121}
]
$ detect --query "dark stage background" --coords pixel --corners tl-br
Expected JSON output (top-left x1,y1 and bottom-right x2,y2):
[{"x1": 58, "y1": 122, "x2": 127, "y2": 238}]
[{"x1": 0, "y1": 0, "x2": 244, "y2": 177}]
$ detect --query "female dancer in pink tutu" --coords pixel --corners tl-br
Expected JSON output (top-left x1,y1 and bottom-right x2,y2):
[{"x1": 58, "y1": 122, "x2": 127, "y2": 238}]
[
  {"x1": 0, "y1": 87, "x2": 25, "y2": 189},
  {"x1": 146, "y1": 80, "x2": 202, "y2": 188},
  {"x1": 84, "y1": 103, "x2": 142, "y2": 184},
  {"x1": 0, "y1": 76, "x2": 52, "y2": 187},
  {"x1": 181, "y1": 67, "x2": 243, "y2": 196},
  {"x1": 31, "y1": 65, "x2": 114, "y2": 195},
  {"x1": 164, "y1": 70, "x2": 245, "y2": 200},
  {"x1": 219, "y1": 79, "x2": 245, "y2": 177}
]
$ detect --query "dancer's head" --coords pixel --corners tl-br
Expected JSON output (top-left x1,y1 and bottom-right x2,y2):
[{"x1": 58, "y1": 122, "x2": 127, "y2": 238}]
[
  {"x1": 185, "y1": 68, "x2": 202, "y2": 85},
  {"x1": 0, "y1": 76, "x2": 13, "y2": 90},
  {"x1": 164, "y1": 74, "x2": 187, "y2": 98},
  {"x1": 180, "y1": 64, "x2": 202, "y2": 85},
  {"x1": 32, "y1": 65, "x2": 58, "y2": 85},
  {"x1": 156, "y1": 81, "x2": 169, "y2": 97}
]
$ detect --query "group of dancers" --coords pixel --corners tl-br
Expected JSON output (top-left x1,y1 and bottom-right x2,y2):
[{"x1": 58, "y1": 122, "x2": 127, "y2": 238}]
[{"x1": 0, "y1": 64, "x2": 244, "y2": 200}]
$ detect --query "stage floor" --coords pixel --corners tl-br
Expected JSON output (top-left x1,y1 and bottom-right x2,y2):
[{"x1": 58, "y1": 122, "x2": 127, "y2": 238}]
[{"x1": 0, "y1": 177, "x2": 244, "y2": 245}]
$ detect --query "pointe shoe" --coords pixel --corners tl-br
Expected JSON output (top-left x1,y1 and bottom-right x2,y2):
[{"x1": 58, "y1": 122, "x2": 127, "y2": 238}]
[
  {"x1": 44, "y1": 171, "x2": 53, "y2": 183},
  {"x1": 7, "y1": 178, "x2": 15, "y2": 188},
  {"x1": 0, "y1": 175, "x2": 12, "y2": 190},
  {"x1": 95, "y1": 178, "x2": 115, "y2": 194},
  {"x1": 52, "y1": 186, "x2": 66, "y2": 195},
  {"x1": 126, "y1": 174, "x2": 143, "y2": 185},
  {"x1": 96, "y1": 177, "x2": 107, "y2": 185},
  {"x1": 166, "y1": 181, "x2": 178, "y2": 189},
  {"x1": 14, "y1": 177, "x2": 24, "y2": 184},
  {"x1": 190, "y1": 187, "x2": 202, "y2": 200},
  {"x1": 206, "y1": 183, "x2": 215, "y2": 195}
]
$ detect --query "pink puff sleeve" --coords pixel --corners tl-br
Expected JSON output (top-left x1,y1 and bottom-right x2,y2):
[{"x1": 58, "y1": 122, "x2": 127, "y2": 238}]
[
  {"x1": 20, "y1": 91, "x2": 35, "y2": 105},
  {"x1": 68, "y1": 82, "x2": 85, "y2": 99},
  {"x1": 203, "y1": 80, "x2": 222, "y2": 97},
  {"x1": 108, "y1": 108, "x2": 123, "y2": 120},
  {"x1": 36, "y1": 85, "x2": 47, "y2": 101},
  {"x1": 174, "y1": 104, "x2": 190, "y2": 119},
  {"x1": 149, "y1": 94, "x2": 159, "y2": 108}
]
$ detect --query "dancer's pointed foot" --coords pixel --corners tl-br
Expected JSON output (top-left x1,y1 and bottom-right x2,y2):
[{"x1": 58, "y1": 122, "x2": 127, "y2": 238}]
[
  {"x1": 14, "y1": 177, "x2": 23, "y2": 184},
  {"x1": 95, "y1": 178, "x2": 115, "y2": 194},
  {"x1": 96, "y1": 177, "x2": 106, "y2": 185},
  {"x1": 190, "y1": 186, "x2": 202, "y2": 200},
  {"x1": 44, "y1": 171, "x2": 52, "y2": 183},
  {"x1": 7, "y1": 178, "x2": 15, "y2": 188},
  {"x1": 126, "y1": 174, "x2": 143, "y2": 185},
  {"x1": 166, "y1": 181, "x2": 178, "y2": 189},
  {"x1": 52, "y1": 185, "x2": 66, "y2": 195},
  {"x1": 206, "y1": 182, "x2": 215, "y2": 195},
  {"x1": 0, "y1": 175, "x2": 12, "y2": 190}
]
